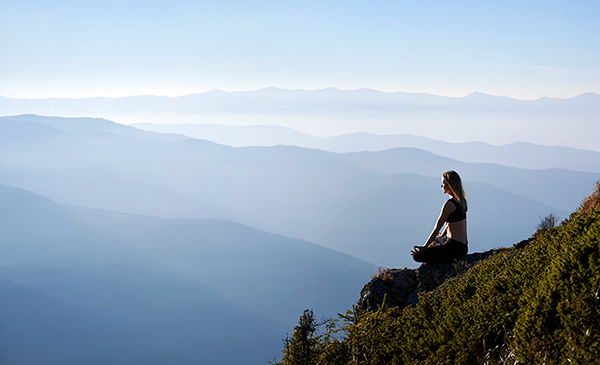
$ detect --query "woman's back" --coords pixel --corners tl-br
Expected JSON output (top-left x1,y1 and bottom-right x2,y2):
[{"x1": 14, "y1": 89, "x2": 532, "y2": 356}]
[{"x1": 446, "y1": 199, "x2": 467, "y2": 244}]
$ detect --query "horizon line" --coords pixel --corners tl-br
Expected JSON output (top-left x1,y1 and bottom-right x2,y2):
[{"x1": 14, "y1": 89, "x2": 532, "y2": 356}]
[{"x1": 1, "y1": 87, "x2": 598, "y2": 102}]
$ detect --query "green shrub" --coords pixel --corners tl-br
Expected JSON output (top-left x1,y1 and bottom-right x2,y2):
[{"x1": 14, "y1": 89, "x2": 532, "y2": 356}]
[{"x1": 514, "y1": 208, "x2": 600, "y2": 363}]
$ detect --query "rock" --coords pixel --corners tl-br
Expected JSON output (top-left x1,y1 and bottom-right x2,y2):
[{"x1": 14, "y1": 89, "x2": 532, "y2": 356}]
[{"x1": 356, "y1": 251, "x2": 498, "y2": 313}]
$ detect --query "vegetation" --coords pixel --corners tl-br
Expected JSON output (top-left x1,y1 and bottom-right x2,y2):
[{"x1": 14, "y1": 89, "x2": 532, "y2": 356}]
[
  {"x1": 272, "y1": 309, "x2": 343, "y2": 365},
  {"x1": 537, "y1": 212, "x2": 560, "y2": 230},
  {"x1": 273, "y1": 182, "x2": 600, "y2": 364}
]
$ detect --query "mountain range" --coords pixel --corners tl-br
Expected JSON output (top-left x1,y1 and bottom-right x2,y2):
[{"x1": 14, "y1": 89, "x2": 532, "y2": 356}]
[
  {"x1": 1, "y1": 114, "x2": 596, "y2": 267},
  {"x1": 132, "y1": 123, "x2": 600, "y2": 173},
  {"x1": 1, "y1": 88, "x2": 599, "y2": 150},
  {"x1": 0, "y1": 113, "x2": 599, "y2": 364}
]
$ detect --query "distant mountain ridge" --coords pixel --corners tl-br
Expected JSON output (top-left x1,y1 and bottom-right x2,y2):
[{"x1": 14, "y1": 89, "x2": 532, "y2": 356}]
[
  {"x1": 2, "y1": 88, "x2": 599, "y2": 150},
  {"x1": 4, "y1": 114, "x2": 189, "y2": 142},
  {"x1": 5, "y1": 114, "x2": 600, "y2": 173},
  {"x1": 133, "y1": 123, "x2": 600, "y2": 173},
  {"x1": 2, "y1": 88, "x2": 598, "y2": 111}
]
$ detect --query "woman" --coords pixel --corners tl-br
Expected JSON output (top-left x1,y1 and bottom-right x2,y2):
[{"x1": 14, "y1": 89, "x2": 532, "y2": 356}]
[{"x1": 411, "y1": 170, "x2": 468, "y2": 263}]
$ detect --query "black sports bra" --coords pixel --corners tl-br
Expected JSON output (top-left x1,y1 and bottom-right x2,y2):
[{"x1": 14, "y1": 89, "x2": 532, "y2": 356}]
[{"x1": 446, "y1": 199, "x2": 466, "y2": 223}]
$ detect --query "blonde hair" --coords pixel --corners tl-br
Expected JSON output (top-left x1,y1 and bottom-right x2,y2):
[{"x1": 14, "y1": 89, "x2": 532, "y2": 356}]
[{"x1": 443, "y1": 170, "x2": 467, "y2": 212}]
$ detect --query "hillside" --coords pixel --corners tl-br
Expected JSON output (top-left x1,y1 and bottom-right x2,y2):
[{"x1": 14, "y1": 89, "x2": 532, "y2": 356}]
[
  {"x1": 273, "y1": 182, "x2": 600, "y2": 364},
  {"x1": 0, "y1": 183, "x2": 375, "y2": 364}
]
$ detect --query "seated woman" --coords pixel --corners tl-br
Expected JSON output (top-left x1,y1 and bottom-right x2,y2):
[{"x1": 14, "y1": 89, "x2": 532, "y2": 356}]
[{"x1": 411, "y1": 170, "x2": 468, "y2": 263}]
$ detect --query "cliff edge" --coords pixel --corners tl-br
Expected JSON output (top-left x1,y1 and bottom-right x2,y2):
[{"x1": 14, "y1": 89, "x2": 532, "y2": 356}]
[{"x1": 356, "y1": 250, "x2": 500, "y2": 313}]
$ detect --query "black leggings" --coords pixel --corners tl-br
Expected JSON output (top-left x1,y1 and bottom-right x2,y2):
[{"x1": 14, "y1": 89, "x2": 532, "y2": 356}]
[{"x1": 413, "y1": 236, "x2": 468, "y2": 263}]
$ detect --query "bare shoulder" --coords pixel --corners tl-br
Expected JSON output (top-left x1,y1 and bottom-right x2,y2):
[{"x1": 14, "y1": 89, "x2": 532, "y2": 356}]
[
  {"x1": 442, "y1": 199, "x2": 457, "y2": 212},
  {"x1": 438, "y1": 199, "x2": 456, "y2": 221}
]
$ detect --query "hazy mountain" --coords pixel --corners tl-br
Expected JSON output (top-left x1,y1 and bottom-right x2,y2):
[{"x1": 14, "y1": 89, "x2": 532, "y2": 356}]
[
  {"x1": 336, "y1": 148, "x2": 600, "y2": 212},
  {"x1": 0, "y1": 115, "x2": 233, "y2": 220},
  {"x1": 133, "y1": 123, "x2": 600, "y2": 173},
  {"x1": 0, "y1": 115, "x2": 592, "y2": 268},
  {"x1": 2, "y1": 114, "x2": 189, "y2": 142},
  {"x1": 1, "y1": 88, "x2": 599, "y2": 150},
  {"x1": 0, "y1": 183, "x2": 375, "y2": 364},
  {"x1": 0, "y1": 276, "x2": 136, "y2": 365},
  {"x1": 303, "y1": 173, "x2": 569, "y2": 267},
  {"x1": 3, "y1": 89, "x2": 599, "y2": 115},
  {"x1": 133, "y1": 122, "x2": 321, "y2": 147},
  {"x1": 0, "y1": 271, "x2": 291, "y2": 365},
  {"x1": 316, "y1": 134, "x2": 600, "y2": 173}
]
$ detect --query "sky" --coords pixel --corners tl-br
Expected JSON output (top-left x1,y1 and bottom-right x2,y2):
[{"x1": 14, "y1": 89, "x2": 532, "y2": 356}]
[{"x1": 1, "y1": 0, "x2": 599, "y2": 100}]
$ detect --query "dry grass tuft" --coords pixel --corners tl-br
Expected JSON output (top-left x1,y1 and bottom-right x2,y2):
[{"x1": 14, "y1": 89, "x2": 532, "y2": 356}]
[
  {"x1": 372, "y1": 267, "x2": 385, "y2": 280},
  {"x1": 372, "y1": 267, "x2": 394, "y2": 283},
  {"x1": 578, "y1": 181, "x2": 600, "y2": 215}
]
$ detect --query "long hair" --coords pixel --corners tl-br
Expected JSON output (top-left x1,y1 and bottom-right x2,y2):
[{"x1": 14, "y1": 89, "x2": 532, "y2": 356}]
[{"x1": 443, "y1": 170, "x2": 467, "y2": 212}]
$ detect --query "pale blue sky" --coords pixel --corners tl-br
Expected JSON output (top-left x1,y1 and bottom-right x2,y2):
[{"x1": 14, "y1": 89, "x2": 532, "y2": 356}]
[{"x1": 1, "y1": 0, "x2": 598, "y2": 99}]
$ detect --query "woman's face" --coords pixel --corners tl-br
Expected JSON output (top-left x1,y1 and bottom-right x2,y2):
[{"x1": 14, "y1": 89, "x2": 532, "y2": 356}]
[{"x1": 441, "y1": 178, "x2": 451, "y2": 195}]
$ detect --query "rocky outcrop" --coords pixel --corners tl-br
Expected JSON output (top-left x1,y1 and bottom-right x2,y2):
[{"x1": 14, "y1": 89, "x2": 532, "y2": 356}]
[{"x1": 356, "y1": 251, "x2": 499, "y2": 313}]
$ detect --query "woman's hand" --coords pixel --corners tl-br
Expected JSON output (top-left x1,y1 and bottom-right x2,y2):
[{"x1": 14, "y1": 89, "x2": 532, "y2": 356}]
[{"x1": 411, "y1": 245, "x2": 426, "y2": 255}]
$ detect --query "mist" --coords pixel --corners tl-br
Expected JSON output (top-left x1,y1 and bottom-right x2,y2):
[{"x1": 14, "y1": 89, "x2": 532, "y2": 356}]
[
  {"x1": 0, "y1": 109, "x2": 598, "y2": 364},
  {"x1": 1, "y1": 89, "x2": 599, "y2": 150}
]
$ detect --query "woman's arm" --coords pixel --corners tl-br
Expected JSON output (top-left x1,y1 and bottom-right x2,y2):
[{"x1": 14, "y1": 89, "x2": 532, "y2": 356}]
[
  {"x1": 424, "y1": 206, "x2": 450, "y2": 247},
  {"x1": 440, "y1": 223, "x2": 448, "y2": 237},
  {"x1": 411, "y1": 200, "x2": 455, "y2": 255}
]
